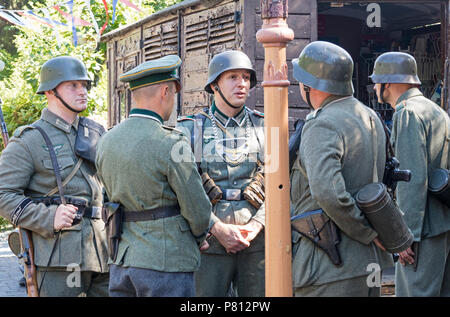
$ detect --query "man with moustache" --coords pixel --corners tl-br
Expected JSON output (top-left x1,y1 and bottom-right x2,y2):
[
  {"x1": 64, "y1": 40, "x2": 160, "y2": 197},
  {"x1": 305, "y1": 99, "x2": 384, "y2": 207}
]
[
  {"x1": 177, "y1": 50, "x2": 266, "y2": 297},
  {"x1": 0, "y1": 56, "x2": 109, "y2": 296}
]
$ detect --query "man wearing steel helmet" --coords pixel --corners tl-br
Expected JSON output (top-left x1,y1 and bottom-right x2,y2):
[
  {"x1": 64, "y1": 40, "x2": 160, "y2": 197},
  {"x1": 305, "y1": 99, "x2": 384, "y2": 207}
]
[
  {"x1": 176, "y1": 50, "x2": 265, "y2": 297},
  {"x1": 371, "y1": 52, "x2": 450, "y2": 297},
  {"x1": 0, "y1": 56, "x2": 109, "y2": 296},
  {"x1": 290, "y1": 41, "x2": 393, "y2": 296}
]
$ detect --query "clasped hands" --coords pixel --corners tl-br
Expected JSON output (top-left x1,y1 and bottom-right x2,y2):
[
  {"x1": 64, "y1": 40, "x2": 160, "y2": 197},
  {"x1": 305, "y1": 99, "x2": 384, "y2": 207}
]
[{"x1": 200, "y1": 220, "x2": 263, "y2": 253}]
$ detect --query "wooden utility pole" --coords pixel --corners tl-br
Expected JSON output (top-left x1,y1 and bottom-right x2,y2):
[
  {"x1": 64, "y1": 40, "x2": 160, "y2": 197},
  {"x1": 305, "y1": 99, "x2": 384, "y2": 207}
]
[{"x1": 256, "y1": 0, "x2": 294, "y2": 297}]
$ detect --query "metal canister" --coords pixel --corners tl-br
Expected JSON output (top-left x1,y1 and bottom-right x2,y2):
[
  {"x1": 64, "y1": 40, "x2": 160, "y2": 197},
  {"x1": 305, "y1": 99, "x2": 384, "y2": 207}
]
[
  {"x1": 356, "y1": 182, "x2": 413, "y2": 253},
  {"x1": 428, "y1": 168, "x2": 450, "y2": 208}
]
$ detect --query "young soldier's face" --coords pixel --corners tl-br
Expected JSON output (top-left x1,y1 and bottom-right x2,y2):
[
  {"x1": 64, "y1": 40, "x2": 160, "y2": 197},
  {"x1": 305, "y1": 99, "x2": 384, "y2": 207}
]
[
  {"x1": 56, "y1": 80, "x2": 89, "y2": 112},
  {"x1": 215, "y1": 69, "x2": 251, "y2": 107}
]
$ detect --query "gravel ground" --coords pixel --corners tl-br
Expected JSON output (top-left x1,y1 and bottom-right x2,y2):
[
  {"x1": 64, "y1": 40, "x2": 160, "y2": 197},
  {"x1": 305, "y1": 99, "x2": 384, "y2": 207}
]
[{"x1": 0, "y1": 229, "x2": 27, "y2": 297}]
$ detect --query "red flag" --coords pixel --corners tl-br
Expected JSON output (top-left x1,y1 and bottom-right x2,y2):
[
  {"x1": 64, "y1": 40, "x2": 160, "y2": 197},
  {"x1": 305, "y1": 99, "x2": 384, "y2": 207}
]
[
  {"x1": 54, "y1": 5, "x2": 91, "y2": 26},
  {"x1": 120, "y1": 0, "x2": 141, "y2": 12},
  {"x1": 100, "y1": 0, "x2": 109, "y2": 35}
]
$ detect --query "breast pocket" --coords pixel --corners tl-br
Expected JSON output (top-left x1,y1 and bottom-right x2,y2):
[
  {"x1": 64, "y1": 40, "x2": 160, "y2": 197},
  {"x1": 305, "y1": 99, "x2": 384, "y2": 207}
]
[{"x1": 42, "y1": 156, "x2": 75, "y2": 171}]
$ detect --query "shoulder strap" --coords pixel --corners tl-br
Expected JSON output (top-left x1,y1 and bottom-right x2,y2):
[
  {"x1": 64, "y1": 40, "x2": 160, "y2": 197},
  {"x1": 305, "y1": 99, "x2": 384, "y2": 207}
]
[
  {"x1": 247, "y1": 110, "x2": 264, "y2": 154},
  {"x1": 45, "y1": 157, "x2": 83, "y2": 197},
  {"x1": 191, "y1": 110, "x2": 208, "y2": 166},
  {"x1": 33, "y1": 125, "x2": 66, "y2": 205},
  {"x1": 441, "y1": 118, "x2": 449, "y2": 169}
]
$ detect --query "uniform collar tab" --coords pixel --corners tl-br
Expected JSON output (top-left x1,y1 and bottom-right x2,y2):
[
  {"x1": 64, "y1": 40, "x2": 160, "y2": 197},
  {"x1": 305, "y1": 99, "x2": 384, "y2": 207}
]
[
  {"x1": 211, "y1": 101, "x2": 246, "y2": 127},
  {"x1": 41, "y1": 108, "x2": 77, "y2": 133},
  {"x1": 129, "y1": 108, "x2": 164, "y2": 124}
]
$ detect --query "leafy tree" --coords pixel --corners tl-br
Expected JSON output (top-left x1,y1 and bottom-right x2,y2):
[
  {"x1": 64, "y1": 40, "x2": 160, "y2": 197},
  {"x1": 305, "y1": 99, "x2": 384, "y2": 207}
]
[{"x1": 0, "y1": 0, "x2": 182, "y2": 228}]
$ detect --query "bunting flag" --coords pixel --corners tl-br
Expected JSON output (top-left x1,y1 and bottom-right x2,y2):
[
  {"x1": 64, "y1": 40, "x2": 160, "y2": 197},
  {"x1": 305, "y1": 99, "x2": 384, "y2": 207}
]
[
  {"x1": 66, "y1": 0, "x2": 78, "y2": 46},
  {"x1": 0, "y1": 10, "x2": 26, "y2": 27},
  {"x1": 84, "y1": 0, "x2": 100, "y2": 40},
  {"x1": 120, "y1": 0, "x2": 141, "y2": 12},
  {"x1": 100, "y1": 0, "x2": 109, "y2": 35},
  {"x1": 18, "y1": 11, "x2": 53, "y2": 28},
  {"x1": 42, "y1": 8, "x2": 62, "y2": 46},
  {"x1": 54, "y1": 5, "x2": 91, "y2": 26},
  {"x1": 0, "y1": 0, "x2": 144, "y2": 45},
  {"x1": 112, "y1": 0, "x2": 119, "y2": 24}
]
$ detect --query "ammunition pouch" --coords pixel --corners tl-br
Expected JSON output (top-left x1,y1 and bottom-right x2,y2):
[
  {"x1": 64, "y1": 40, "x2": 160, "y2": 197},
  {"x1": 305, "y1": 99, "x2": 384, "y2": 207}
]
[
  {"x1": 75, "y1": 117, "x2": 106, "y2": 165},
  {"x1": 356, "y1": 182, "x2": 413, "y2": 253},
  {"x1": 428, "y1": 168, "x2": 450, "y2": 208},
  {"x1": 243, "y1": 171, "x2": 265, "y2": 209},
  {"x1": 32, "y1": 196, "x2": 96, "y2": 226},
  {"x1": 101, "y1": 202, "x2": 123, "y2": 262},
  {"x1": 291, "y1": 209, "x2": 342, "y2": 266},
  {"x1": 201, "y1": 172, "x2": 223, "y2": 205}
]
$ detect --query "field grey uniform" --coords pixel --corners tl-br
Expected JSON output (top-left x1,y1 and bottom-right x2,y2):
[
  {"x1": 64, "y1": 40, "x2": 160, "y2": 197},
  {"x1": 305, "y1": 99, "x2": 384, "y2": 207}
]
[
  {"x1": 291, "y1": 41, "x2": 393, "y2": 297},
  {"x1": 0, "y1": 56, "x2": 109, "y2": 297},
  {"x1": 176, "y1": 50, "x2": 266, "y2": 297},
  {"x1": 0, "y1": 109, "x2": 109, "y2": 296},
  {"x1": 370, "y1": 52, "x2": 450, "y2": 297},
  {"x1": 96, "y1": 55, "x2": 211, "y2": 297},
  {"x1": 177, "y1": 103, "x2": 265, "y2": 297}
]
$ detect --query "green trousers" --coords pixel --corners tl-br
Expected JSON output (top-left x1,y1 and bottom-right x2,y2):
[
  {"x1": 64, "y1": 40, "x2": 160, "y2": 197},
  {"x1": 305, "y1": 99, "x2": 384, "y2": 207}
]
[
  {"x1": 195, "y1": 250, "x2": 265, "y2": 297},
  {"x1": 37, "y1": 269, "x2": 109, "y2": 297},
  {"x1": 395, "y1": 231, "x2": 450, "y2": 297},
  {"x1": 294, "y1": 275, "x2": 381, "y2": 297}
]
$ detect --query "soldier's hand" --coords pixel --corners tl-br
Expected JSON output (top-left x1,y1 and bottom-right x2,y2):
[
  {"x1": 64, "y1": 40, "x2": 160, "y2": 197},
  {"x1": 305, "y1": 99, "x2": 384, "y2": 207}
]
[
  {"x1": 210, "y1": 221, "x2": 250, "y2": 254},
  {"x1": 236, "y1": 220, "x2": 263, "y2": 243},
  {"x1": 398, "y1": 247, "x2": 415, "y2": 266},
  {"x1": 54, "y1": 204, "x2": 78, "y2": 231},
  {"x1": 373, "y1": 237, "x2": 386, "y2": 251},
  {"x1": 199, "y1": 239, "x2": 210, "y2": 252}
]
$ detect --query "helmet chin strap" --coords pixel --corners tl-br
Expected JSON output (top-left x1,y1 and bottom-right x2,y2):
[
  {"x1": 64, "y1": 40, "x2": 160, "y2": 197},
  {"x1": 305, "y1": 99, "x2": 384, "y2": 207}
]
[
  {"x1": 379, "y1": 83, "x2": 386, "y2": 104},
  {"x1": 303, "y1": 85, "x2": 314, "y2": 110},
  {"x1": 52, "y1": 88, "x2": 83, "y2": 114},
  {"x1": 213, "y1": 84, "x2": 243, "y2": 110}
]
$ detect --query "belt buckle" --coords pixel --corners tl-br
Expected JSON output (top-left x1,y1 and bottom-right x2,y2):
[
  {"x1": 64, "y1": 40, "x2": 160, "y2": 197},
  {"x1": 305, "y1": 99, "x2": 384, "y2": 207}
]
[{"x1": 225, "y1": 189, "x2": 241, "y2": 201}]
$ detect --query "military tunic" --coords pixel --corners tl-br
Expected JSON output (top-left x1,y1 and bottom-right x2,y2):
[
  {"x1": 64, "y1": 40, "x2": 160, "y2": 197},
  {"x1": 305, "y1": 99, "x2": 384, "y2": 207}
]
[
  {"x1": 290, "y1": 96, "x2": 393, "y2": 296},
  {"x1": 95, "y1": 109, "x2": 211, "y2": 273},
  {"x1": 0, "y1": 108, "x2": 109, "y2": 296},
  {"x1": 176, "y1": 103, "x2": 265, "y2": 297},
  {"x1": 391, "y1": 88, "x2": 450, "y2": 296}
]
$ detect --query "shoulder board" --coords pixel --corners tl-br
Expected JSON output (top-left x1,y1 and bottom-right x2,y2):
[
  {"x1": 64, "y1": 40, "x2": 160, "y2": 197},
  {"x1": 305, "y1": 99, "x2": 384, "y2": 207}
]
[
  {"x1": 177, "y1": 116, "x2": 195, "y2": 122},
  {"x1": 395, "y1": 101, "x2": 407, "y2": 112},
  {"x1": 162, "y1": 125, "x2": 183, "y2": 134},
  {"x1": 305, "y1": 108, "x2": 323, "y2": 122},
  {"x1": 79, "y1": 117, "x2": 106, "y2": 135},
  {"x1": 249, "y1": 109, "x2": 264, "y2": 118},
  {"x1": 12, "y1": 125, "x2": 35, "y2": 138}
]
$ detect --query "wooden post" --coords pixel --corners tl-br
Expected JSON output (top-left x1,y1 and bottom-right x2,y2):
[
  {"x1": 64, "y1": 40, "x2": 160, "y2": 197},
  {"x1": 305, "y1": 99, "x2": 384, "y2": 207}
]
[{"x1": 256, "y1": 0, "x2": 294, "y2": 297}]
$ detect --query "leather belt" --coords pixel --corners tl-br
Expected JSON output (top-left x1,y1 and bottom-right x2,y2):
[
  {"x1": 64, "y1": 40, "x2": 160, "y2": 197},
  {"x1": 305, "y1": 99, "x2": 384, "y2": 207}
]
[
  {"x1": 123, "y1": 204, "x2": 181, "y2": 222},
  {"x1": 82, "y1": 206, "x2": 102, "y2": 219}
]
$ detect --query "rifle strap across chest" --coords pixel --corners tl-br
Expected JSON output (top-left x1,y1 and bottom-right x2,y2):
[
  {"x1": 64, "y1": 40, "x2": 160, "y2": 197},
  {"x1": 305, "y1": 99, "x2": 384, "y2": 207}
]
[{"x1": 32, "y1": 125, "x2": 66, "y2": 296}]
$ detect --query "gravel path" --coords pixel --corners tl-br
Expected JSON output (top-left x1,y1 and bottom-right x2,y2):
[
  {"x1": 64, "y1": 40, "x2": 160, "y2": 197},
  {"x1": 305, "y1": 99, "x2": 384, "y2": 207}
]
[{"x1": 0, "y1": 229, "x2": 27, "y2": 297}]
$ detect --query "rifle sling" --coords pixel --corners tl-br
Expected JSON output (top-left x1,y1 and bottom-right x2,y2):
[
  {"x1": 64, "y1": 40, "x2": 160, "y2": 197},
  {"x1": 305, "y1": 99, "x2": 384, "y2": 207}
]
[{"x1": 33, "y1": 126, "x2": 66, "y2": 296}]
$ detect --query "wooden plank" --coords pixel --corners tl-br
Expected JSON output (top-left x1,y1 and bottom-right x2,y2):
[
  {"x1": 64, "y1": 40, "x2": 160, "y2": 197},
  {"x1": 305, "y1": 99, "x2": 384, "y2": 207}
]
[
  {"x1": 183, "y1": 70, "x2": 209, "y2": 91},
  {"x1": 182, "y1": 91, "x2": 210, "y2": 113}
]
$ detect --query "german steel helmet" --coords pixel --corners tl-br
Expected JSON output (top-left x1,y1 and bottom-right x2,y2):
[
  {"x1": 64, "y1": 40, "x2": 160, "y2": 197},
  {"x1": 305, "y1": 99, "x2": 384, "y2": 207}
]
[
  {"x1": 37, "y1": 56, "x2": 91, "y2": 94},
  {"x1": 370, "y1": 52, "x2": 421, "y2": 85},
  {"x1": 292, "y1": 41, "x2": 354, "y2": 95},
  {"x1": 205, "y1": 50, "x2": 257, "y2": 94}
]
